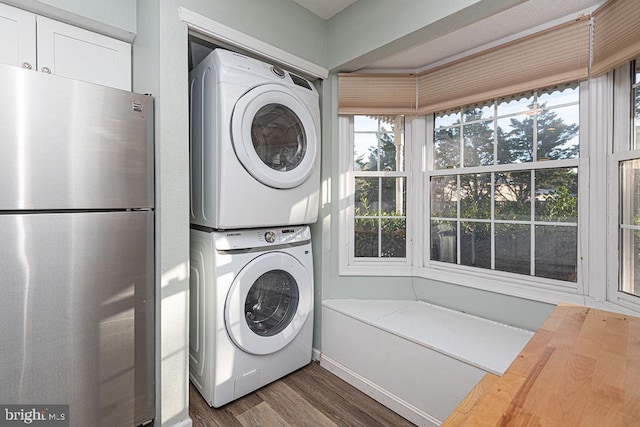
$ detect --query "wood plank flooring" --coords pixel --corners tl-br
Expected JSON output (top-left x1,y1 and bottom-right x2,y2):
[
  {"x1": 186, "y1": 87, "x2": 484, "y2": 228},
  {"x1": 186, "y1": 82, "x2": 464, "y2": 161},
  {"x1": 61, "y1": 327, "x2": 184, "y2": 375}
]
[{"x1": 189, "y1": 361, "x2": 416, "y2": 426}]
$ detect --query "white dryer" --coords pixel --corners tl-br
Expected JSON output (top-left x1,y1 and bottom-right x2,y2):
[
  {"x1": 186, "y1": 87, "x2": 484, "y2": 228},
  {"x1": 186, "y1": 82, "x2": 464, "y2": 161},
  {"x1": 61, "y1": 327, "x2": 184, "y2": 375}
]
[
  {"x1": 190, "y1": 49, "x2": 321, "y2": 229},
  {"x1": 189, "y1": 225, "x2": 314, "y2": 407}
]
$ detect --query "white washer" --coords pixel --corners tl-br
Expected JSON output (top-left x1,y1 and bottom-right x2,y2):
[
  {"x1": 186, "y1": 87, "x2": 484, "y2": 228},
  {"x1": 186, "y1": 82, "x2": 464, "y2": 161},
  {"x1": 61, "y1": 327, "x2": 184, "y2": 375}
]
[
  {"x1": 189, "y1": 49, "x2": 321, "y2": 229},
  {"x1": 189, "y1": 225, "x2": 314, "y2": 407}
]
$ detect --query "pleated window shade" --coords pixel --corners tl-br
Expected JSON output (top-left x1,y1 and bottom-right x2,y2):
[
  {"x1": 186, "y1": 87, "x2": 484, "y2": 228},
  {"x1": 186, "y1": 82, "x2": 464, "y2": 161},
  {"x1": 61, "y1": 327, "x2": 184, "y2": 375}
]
[
  {"x1": 338, "y1": 18, "x2": 590, "y2": 115},
  {"x1": 592, "y1": 0, "x2": 640, "y2": 76},
  {"x1": 416, "y1": 18, "x2": 590, "y2": 114},
  {"x1": 338, "y1": 73, "x2": 416, "y2": 115}
]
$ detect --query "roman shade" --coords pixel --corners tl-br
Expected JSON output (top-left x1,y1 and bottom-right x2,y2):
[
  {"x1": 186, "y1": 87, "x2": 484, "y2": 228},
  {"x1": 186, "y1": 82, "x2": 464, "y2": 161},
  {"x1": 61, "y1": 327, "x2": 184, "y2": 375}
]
[
  {"x1": 338, "y1": 18, "x2": 590, "y2": 115},
  {"x1": 591, "y1": 0, "x2": 640, "y2": 76},
  {"x1": 416, "y1": 17, "x2": 590, "y2": 114},
  {"x1": 338, "y1": 73, "x2": 416, "y2": 115}
]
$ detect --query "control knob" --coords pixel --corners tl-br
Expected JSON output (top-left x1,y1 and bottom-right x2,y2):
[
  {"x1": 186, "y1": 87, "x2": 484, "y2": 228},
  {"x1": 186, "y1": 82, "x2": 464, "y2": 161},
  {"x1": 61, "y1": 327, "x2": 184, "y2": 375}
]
[
  {"x1": 271, "y1": 66, "x2": 285, "y2": 78},
  {"x1": 264, "y1": 231, "x2": 276, "y2": 243}
]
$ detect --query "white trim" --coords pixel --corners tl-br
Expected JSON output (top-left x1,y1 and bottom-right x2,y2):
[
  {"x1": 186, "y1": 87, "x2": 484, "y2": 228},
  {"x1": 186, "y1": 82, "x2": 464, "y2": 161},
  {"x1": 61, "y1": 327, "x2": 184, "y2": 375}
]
[
  {"x1": 428, "y1": 158, "x2": 580, "y2": 176},
  {"x1": 178, "y1": 7, "x2": 328, "y2": 80},
  {"x1": 415, "y1": 265, "x2": 583, "y2": 304},
  {"x1": 411, "y1": 118, "x2": 427, "y2": 269},
  {"x1": 338, "y1": 115, "x2": 353, "y2": 275},
  {"x1": 311, "y1": 347, "x2": 321, "y2": 361},
  {"x1": 167, "y1": 419, "x2": 193, "y2": 427},
  {"x1": 340, "y1": 264, "x2": 412, "y2": 277},
  {"x1": 319, "y1": 354, "x2": 439, "y2": 427}
]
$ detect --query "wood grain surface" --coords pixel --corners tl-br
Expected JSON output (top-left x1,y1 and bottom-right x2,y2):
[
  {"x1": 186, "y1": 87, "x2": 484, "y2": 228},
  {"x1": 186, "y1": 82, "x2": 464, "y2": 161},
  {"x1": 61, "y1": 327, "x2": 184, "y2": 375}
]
[
  {"x1": 189, "y1": 361, "x2": 415, "y2": 426},
  {"x1": 454, "y1": 303, "x2": 640, "y2": 426}
]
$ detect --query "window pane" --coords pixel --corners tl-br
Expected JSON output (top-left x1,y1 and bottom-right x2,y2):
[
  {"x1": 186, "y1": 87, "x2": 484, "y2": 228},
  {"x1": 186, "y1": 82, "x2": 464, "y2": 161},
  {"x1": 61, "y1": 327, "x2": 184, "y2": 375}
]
[
  {"x1": 495, "y1": 171, "x2": 531, "y2": 221},
  {"x1": 620, "y1": 159, "x2": 640, "y2": 297},
  {"x1": 385, "y1": 115, "x2": 405, "y2": 132},
  {"x1": 377, "y1": 132, "x2": 404, "y2": 172},
  {"x1": 460, "y1": 222, "x2": 491, "y2": 269},
  {"x1": 463, "y1": 121, "x2": 494, "y2": 167},
  {"x1": 434, "y1": 127, "x2": 460, "y2": 169},
  {"x1": 464, "y1": 102, "x2": 494, "y2": 120},
  {"x1": 435, "y1": 110, "x2": 461, "y2": 128},
  {"x1": 431, "y1": 176, "x2": 457, "y2": 218},
  {"x1": 460, "y1": 173, "x2": 492, "y2": 219},
  {"x1": 497, "y1": 93, "x2": 534, "y2": 116},
  {"x1": 634, "y1": 86, "x2": 640, "y2": 150},
  {"x1": 381, "y1": 177, "x2": 406, "y2": 215},
  {"x1": 354, "y1": 115, "x2": 378, "y2": 131},
  {"x1": 354, "y1": 133, "x2": 378, "y2": 171},
  {"x1": 535, "y1": 168, "x2": 578, "y2": 222},
  {"x1": 431, "y1": 220, "x2": 457, "y2": 263},
  {"x1": 354, "y1": 218, "x2": 378, "y2": 257},
  {"x1": 355, "y1": 177, "x2": 379, "y2": 215},
  {"x1": 381, "y1": 218, "x2": 406, "y2": 258},
  {"x1": 495, "y1": 224, "x2": 530, "y2": 275},
  {"x1": 537, "y1": 105, "x2": 579, "y2": 161},
  {"x1": 538, "y1": 84, "x2": 579, "y2": 108},
  {"x1": 535, "y1": 225, "x2": 577, "y2": 282},
  {"x1": 620, "y1": 160, "x2": 640, "y2": 226},
  {"x1": 620, "y1": 228, "x2": 640, "y2": 296},
  {"x1": 496, "y1": 115, "x2": 533, "y2": 164}
]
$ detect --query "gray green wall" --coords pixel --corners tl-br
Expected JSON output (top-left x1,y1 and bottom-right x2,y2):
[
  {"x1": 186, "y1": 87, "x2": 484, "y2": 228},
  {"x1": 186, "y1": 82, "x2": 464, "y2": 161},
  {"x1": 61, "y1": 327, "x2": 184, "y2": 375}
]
[{"x1": 36, "y1": 0, "x2": 136, "y2": 33}]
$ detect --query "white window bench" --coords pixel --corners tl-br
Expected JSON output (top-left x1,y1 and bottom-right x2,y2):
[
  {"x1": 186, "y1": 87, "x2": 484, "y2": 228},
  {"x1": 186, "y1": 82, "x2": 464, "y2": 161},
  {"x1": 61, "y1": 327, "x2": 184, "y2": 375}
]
[{"x1": 320, "y1": 299, "x2": 533, "y2": 426}]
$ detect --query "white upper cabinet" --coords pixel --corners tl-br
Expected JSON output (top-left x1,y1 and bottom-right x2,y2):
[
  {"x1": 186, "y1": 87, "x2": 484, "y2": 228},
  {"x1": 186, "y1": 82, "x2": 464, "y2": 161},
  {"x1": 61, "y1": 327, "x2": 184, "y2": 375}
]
[
  {"x1": 36, "y1": 17, "x2": 131, "y2": 90},
  {"x1": 0, "y1": 4, "x2": 131, "y2": 91},
  {"x1": 0, "y1": 3, "x2": 36, "y2": 69}
]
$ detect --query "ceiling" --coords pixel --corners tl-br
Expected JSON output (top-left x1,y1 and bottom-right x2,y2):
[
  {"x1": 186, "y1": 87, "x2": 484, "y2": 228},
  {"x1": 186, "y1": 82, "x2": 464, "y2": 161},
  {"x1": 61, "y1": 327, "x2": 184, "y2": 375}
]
[
  {"x1": 291, "y1": 0, "x2": 358, "y2": 20},
  {"x1": 291, "y1": 0, "x2": 603, "y2": 73},
  {"x1": 362, "y1": 0, "x2": 603, "y2": 73}
]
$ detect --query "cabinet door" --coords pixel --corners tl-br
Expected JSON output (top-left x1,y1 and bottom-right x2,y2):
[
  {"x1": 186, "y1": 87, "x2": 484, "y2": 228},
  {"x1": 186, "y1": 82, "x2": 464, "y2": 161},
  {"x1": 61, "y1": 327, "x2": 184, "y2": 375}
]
[
  {"x1": 0, "y1": 3, "x2": 36, "y2": 69},
  {"x1": 36, "y1": 16, "x2": 131, "y2": 90}
]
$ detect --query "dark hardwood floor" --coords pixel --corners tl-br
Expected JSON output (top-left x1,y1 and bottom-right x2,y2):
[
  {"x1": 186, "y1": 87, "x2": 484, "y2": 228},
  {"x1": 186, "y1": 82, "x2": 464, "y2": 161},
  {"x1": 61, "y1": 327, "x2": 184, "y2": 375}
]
[{"x1": 189, "y1": 361, "x2": 416, "y2": 426}]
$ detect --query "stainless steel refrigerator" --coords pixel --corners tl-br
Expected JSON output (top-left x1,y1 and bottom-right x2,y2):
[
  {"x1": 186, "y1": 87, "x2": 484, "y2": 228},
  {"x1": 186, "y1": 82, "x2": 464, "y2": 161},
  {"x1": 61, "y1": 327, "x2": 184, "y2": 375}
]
[{"x1": 0, "y1": 64, "x2": 155, "y2": 426}]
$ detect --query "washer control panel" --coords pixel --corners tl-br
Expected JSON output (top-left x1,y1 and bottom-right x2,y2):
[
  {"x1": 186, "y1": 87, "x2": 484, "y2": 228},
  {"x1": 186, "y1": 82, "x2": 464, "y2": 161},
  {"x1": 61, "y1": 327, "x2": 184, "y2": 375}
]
[{"x1": 216, "y1": 225, "x2": 311, "y2": 250}]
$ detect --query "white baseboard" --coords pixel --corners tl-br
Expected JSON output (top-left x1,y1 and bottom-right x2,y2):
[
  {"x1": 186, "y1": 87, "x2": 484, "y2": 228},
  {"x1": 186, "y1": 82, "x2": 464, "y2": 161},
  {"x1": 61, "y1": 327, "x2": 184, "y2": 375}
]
[
  {"x1": 167, "y1": 418, "x2": 193, "y2": 427},
  {"x1": 319, "y1": 354, "x2": 441, "y2": 427}
]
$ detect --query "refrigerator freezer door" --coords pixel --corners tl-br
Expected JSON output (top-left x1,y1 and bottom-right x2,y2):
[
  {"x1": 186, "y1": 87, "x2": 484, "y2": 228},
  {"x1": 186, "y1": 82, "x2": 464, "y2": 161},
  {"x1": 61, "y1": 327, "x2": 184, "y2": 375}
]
[
  {"x1": 0, "y1": 64, "x2": 153, "y2": 210},
  {"x1": 0, "y1": 211, "x2": 154, "y2": 426}
]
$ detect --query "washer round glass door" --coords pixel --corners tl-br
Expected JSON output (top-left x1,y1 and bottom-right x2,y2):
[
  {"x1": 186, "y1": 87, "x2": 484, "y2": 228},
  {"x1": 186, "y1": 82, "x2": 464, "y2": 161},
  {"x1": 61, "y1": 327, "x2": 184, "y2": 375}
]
[
  {"x1": 224, "y1": 251, "x2": 312, "y2": 355},
  {"x1": 231, "y1": 83, "x2": 318, "y2": 189}
]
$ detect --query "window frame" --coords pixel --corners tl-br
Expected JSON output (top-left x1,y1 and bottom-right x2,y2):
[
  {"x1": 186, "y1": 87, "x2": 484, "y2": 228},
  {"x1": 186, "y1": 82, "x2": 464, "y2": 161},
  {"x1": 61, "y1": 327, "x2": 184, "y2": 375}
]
[
  {"x1": 338, "y1": 115, "x2": 414, "y2": 276},
  {"x1": 417, "y1": 81, "x2": 590, "y2": 302},
  {"x1": 608, "y1": 60, "x2": 640, "y2": 311}
]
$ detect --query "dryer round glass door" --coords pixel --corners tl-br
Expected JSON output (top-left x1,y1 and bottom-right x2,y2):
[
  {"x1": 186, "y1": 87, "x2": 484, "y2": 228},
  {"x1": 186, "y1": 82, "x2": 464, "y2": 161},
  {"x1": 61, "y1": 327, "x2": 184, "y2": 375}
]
[
  {"x1": 231, "y1": 83, "x2": 318, "y2": 189},
  {"x1": 224, "y1": 251, "x2": 312, "y2": 355}
]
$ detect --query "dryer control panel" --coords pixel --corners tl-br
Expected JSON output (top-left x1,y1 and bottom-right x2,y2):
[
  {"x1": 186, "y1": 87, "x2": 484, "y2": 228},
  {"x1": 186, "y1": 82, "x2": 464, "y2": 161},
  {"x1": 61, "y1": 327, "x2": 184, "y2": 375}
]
[{"x1": 215, "y1": 225, "x2": 311, "y2": 251}]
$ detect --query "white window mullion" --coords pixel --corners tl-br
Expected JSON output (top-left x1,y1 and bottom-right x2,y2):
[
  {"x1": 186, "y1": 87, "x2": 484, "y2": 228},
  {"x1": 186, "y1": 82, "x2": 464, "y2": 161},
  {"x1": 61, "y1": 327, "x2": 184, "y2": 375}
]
[
  {"x1": 533, "y1": 90, "x2": 539, "y2": 162},
  {"x1": 530, "y1": 170, "x2": 536, "y2": 277},
  {"x1": 490, "y1": 172, "x2": 496, "y2": 270},
  {"x1": 457, "y1": 174, "x2": 461, "y2": 264}
]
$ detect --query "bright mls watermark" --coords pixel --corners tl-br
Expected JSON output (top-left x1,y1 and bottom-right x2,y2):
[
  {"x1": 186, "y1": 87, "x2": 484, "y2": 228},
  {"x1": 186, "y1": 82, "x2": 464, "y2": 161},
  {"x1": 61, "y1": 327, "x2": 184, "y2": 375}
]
[{"x1": 0, "y1": 406, "x2": 68, "y2": 427}]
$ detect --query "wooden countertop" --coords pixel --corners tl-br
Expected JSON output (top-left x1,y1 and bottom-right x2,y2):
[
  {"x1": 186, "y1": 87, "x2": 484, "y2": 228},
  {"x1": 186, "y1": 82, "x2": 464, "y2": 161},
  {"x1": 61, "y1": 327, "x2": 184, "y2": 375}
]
[{"x1": 455, "y1": 303, "x2": 640, "y2": 426}]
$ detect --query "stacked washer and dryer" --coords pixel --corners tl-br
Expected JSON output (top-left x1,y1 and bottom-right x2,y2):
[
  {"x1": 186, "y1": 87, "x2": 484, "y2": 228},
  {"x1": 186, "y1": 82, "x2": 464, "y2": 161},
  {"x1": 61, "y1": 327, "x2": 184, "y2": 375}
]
[{"x1": 188, "y1": 49, "x2": 321, "y2": 408}]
